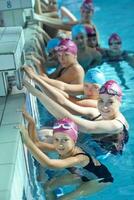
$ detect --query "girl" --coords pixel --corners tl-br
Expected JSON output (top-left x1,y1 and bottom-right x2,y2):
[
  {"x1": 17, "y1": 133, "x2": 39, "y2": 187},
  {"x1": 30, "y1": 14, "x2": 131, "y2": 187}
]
[
  {"x1": 26, "y1": 38, "x2": 85, "y2": 84},
  {"x1": 80, "y1": 0, "x2": 100, "y2": 46},
  {"x1": 71, "y1": 24, "x2": 102, "y2": 71},
  {"x1": 23, "y1": 67, "x2": 105, "y2": 111},
  {"x1": 20, "y1": 117, "x2": 113, "y2": 200},
  {"x1": 102, "y1": 33, "x2": 134, "y2": 65},
  {"x1": 23, "y1": 80, "x2": 129, "y2": 156},
  {"x1": 45, "y1": 38, "x2": 85, "y2": 84}
]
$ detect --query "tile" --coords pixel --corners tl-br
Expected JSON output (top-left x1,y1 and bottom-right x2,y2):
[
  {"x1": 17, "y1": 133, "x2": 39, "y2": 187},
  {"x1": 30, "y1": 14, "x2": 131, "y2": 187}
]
[
  {"x1": 0, "y1": 54, "x2": 15, "y2": 71},
  {"x1": 7, "y1": 93, "x2": 25, "y2": 109},
  {"x1": 2, "y1": 94, "x2": 25, "y2": 125},
  {"x1": 0, "y1": 97, "x2": 6, "y2": 110},
  {"x1": 0, "y1": 42, "x2": 17, "y2": 54},
  {"x1": 0, "y1": 111, "x2": 3, "y2": 122},
  {"x1": 0, "y1": 190, "x2": 10, "y2": 200},
  {"x1": 0, "y1": 164, "x2": 14, "y2": 190},
  {"x1": 0, "y1": 142, "x2": 18, "y2": 164},
  {"x1": 0, "y1": 125, "x2": 20, "y2": 143},
  {"x1": 2, "y1": 109, "x2": 24, "y2": 125}
]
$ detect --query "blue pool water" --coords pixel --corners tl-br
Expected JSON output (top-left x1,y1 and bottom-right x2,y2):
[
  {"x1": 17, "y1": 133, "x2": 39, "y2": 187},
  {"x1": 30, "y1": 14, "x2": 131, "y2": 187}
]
[
  {"x1": 61, "y1": 0, "x2": 134, "y2": 199},
  {"x1": 35, "y1": 0, "x2": 134, "y2": 199}
]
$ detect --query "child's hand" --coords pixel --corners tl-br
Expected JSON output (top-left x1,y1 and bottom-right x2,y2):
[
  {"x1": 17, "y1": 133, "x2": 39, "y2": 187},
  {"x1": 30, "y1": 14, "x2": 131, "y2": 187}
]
[
  {"x1": 19, "y1": 125, "x2": 30, "y2": 144},
  {"x1": 22, "y1": 65, "x2": 35, "y2": 79},
  {"x1": 21, "y1": 105, "x2": 35, "y2": 122}
]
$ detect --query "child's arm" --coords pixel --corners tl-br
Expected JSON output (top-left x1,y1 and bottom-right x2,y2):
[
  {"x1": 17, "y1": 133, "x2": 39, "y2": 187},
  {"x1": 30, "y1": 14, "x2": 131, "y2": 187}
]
[
  {"x1": 20, "y1": 125, "x2": 86, "y2": 169},
  {"x1": 29, "y1": 73, "x2": 98, "y2": 116},
  {"x1": 22, "y1": 108, "x2": 55, "y2": 151},
  {"x1": 23, "y1": 81, "x2": 125, "y2": 135}
]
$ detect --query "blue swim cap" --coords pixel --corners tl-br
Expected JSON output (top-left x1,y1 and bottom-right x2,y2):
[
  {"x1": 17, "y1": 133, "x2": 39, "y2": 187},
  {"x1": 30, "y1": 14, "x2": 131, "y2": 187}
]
[
  {"x1": 84, "y1": 68, "x2": 106, "y2": 86},
  {"x1": 47, "y1": 38, "x2": 61, "y2": 53},
  {"x1": 71, "y1": 24, "x2": 87, "y2": 39}
]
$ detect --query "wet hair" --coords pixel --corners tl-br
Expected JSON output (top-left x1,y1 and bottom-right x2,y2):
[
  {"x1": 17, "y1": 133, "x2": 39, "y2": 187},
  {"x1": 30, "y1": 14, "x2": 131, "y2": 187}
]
[
  {"x1": 99, "y1": 80, "x2": 122, "y2": 101},
  {"x1": 84, "y1": 68, "x2": 106, "y2": 86},
  {"x1": 53, "y1": 118, "x2": 78, "y2": 142},
  {"x1": 108, "y1": 33, "x2": 122, "y2": 45}
]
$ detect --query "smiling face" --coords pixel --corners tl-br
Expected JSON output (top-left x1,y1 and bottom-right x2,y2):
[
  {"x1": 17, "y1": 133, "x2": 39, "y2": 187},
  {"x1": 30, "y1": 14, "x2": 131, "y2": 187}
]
[
  {"x1": 98, "y1": 93, "x2": 121, "y2": 120},
  {"x1": 57, "y1": 52, "x2": 76, "y2": 67},
  {"x1": 53, "y1": 132, "x2": 75, "y2": 156},
  {"x1": 84, "y1": 83, "x2": 99, "y2": 99}
]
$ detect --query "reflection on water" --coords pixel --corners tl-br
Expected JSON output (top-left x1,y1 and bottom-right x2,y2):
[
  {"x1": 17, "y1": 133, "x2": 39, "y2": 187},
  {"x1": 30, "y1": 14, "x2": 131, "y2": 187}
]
[
  {"x1": 30, "y1": 0, "x2": 134, "y2": 199},
  {"x1": 60, "y1": 0, "x2": 134, "y2": 199}
]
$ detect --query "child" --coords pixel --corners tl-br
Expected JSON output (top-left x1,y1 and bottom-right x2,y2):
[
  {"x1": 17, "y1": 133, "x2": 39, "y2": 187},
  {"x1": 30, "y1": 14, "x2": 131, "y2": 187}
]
[
  {"x1": 23, "y1": 80, "x2": 129, "y2": 157},
  {"x1": 20, "y1": 117, "x2": 113, "y2": 200}
]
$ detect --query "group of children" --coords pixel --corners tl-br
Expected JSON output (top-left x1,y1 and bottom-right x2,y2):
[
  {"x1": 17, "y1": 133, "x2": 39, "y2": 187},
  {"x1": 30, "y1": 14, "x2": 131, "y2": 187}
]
[{"x1": 20, "y1": 0, "x2": 130, "y2": 199}]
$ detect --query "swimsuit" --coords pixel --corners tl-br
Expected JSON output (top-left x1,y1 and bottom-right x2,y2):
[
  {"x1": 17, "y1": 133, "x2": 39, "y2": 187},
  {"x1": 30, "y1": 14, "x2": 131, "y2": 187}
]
[
  {"x1": 67, "y1": 152, "x2": 113, "y2": 183},
  {"x1": 56, "y1": 67, "x2": 66, "y2": 78},
  {"x1": 104, "y1": 50, "x2": 128, "y2": 62},
  {"x1": 91, "y1": 116, "x2": 129, "y2": 155}
]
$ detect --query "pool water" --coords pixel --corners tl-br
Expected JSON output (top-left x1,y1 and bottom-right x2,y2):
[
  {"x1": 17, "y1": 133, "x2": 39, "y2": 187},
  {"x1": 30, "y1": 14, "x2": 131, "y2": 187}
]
[
  {"x1": 34, "y1": 0, "x2": 134, "y2": 199},
  {"x1": 60, "y1": 0, "x2": 134, "y2": 199}
]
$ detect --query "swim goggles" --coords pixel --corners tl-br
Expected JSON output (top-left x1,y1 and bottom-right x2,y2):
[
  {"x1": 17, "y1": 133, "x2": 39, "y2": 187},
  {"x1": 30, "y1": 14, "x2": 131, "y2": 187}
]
[
  {"x1": 87, "y1": 33, "x2": 96, "y2": 37},
  {"x1": 109, "y1": 42, "x2": 121, "y2": 46},
  {"x1": 99, "y1": 86, "x2": 121, "y2": 97},
  {"x1": 53, "y1": 123, "x2": 77, "y2": 133},
  {"x1": 55, "y1": 45, "x2": 68, "y2": 52},
  {"x1": 55, "y1": 44, "x2": 77, "y2": 55}
]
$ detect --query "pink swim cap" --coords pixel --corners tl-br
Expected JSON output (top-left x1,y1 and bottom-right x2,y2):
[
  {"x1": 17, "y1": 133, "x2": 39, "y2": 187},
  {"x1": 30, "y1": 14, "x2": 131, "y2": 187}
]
[
  {"x1": 81, "y1": 0, "x2": 94, "y2": 13},
  {"x1": 108, "y1": 33, "x2": 122, "y2": 45},
  {"x1": 55, "y1": 39, "x2": 77, "y2": 55},
  {"x1": 85, "y1": 25, "x2": 96, "y2": 37},
  {"x1": 99, "y1": 80, "x2": 122, "y2": 101},
  {"x1": 53, "y1": 118, "x2": 78, "y2": 142}
]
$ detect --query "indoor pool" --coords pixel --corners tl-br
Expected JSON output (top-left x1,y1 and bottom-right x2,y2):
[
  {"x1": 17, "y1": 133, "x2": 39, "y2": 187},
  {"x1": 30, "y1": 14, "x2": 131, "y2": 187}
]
[
  {"x1": 61, "y1": 0, "x2": 134, "y2": 199},
  {"x1": 33, "y1": 0, "x2": 134, "y2": 199}
]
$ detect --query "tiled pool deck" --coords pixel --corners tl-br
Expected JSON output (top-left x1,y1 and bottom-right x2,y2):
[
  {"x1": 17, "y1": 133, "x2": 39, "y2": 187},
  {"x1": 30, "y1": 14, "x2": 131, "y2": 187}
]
[{"x1": 0, "y1": 93, "x2": 32, "y2": 200}]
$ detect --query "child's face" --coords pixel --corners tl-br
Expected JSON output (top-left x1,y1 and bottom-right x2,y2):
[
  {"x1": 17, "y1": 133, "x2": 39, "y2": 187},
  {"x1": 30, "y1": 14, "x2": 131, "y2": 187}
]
[
  {"x1": 109, "y1": 39, "x2": 121, "y2": 52},
  {"x1": 57, "y1": 52, "x2": 76, "y2": 67},
  {"x1": 81, "y1": 9, "x2": 93, "y2": 21},
  {"x1": 84, "y1": 83, "x2": 99, "y2": 98},
  {"x1": 87, "y1": 36, "x2": 98, "y2": 48},
  {"x1": 53, "y1": 132, "x2": 75, "y2": 156},
  {"x1": 98, "y1": 93, "x2": 120, "y2": 120},
  {"x1": 73, "y1": 34, "x2": 87, "y2": 50}
]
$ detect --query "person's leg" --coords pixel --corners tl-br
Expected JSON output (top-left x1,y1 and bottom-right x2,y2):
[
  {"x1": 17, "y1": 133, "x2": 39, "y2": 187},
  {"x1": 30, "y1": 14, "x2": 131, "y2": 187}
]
[
  {"x1": 45, "y1": 191, "x2": 56, "y2": 200},
  {"x1": 44, "y1": 173, "x2": 82, "y2": 192},
  {"x1": 58, "y1": 180, "x2": 111, "y2": 200}
]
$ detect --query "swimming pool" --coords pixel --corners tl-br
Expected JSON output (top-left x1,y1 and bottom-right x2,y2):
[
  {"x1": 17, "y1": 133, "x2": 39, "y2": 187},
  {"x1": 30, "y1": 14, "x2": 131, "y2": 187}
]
[
  {"x1": 33, "y1": 0, "x2": 134, "y2": 199},
  {"x1": 62, "y1": 0, "x2": 134, "y2": 199}
]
